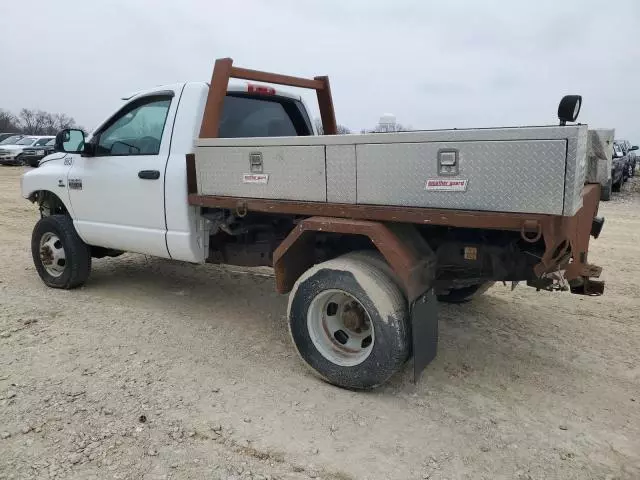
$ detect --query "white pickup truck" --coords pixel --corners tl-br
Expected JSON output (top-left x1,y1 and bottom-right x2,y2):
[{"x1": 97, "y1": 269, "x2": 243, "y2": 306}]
[{"x1": 22, "y1": 58, "x2": 606, "y2": 389}]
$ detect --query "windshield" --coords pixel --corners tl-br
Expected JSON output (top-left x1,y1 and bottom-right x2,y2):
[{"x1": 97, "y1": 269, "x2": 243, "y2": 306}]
[
  {"x1": 34, "y1": 138, "x2": 53, "y2": 146},
  {"x1": 16, "y1": 137, "x2": 37, "y2": 146},
  {"x1": 0, "y1": 135, "x2": 23, "y2": 145}
]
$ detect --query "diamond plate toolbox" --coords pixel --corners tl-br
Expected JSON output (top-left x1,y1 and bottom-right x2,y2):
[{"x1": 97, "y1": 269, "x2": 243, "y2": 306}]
[
  {"x1": 195, "y1": 145, "x2": 326, "y2": 202},
  {"x1": 195, "y1": 125, "x2": 588, "y2": 216},
  {"x1": 356, "y1": 140, "x2": 567, "y2": 215}
]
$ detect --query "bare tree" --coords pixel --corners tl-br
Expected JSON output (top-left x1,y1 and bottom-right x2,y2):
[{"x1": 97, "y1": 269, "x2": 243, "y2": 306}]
[
  {"x1": 18, "y1": 109, "x2": 49, "y2": 135},
  {"x1": 387, "y1": 123, "x2": 412, "y2": 132},
  {"x1": 49, "y1": 113, "x2": 77, "y2": 133},
  {"x1": 360, "y1": 123, "x2": 413, "y2": 134},
  {"x1": 0, "y1": 109, "x2": 19, "y2": 132},
  {"x1": 314, "y1": 118, "x2": 351, "y2": 135},
  {"x1": 15, "y1": 109, "x2": 78, "y2": 135}
]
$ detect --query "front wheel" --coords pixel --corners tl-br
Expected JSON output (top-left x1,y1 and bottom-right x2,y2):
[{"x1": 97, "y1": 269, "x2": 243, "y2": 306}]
[
  {"x1": 288, "y1": 254, "x2": 409, "y2": 389},
  {"x1": 31, "y1": 215, "x2": 91, "y2": 289}
]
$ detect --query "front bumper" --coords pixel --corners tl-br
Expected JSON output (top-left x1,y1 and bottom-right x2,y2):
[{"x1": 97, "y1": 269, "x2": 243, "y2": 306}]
[{"x1": 0, "y1": 153, "x2": 22, "y2": 165}]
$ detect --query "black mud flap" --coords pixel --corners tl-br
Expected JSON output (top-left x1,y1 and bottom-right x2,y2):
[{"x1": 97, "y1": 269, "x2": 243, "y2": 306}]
[{"x1": 411, "y1": 289, "x2": 439, "y2": 383}]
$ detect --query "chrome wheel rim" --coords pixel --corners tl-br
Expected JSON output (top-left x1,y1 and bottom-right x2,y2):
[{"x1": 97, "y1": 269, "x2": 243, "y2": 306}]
[
  {"x1": 307, "y1": 289, "x2": 375, "y2": 367},
  {"x1": 39, "y1": 232, "x2": 66, "y2": 277}
]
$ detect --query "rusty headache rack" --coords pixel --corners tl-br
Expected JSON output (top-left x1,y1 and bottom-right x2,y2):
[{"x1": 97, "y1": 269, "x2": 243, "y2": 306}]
[
  {"x1": 187, "y1": 57, "x2": 604, "y2": 297},
  {"x1": 198, "y1": 57, "x2": 338, "y2": 139}
]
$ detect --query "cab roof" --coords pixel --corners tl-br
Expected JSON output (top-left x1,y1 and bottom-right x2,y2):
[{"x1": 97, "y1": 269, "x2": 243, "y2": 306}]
[{"x1": 121, "y1": 82, "x2": 303, "y2": 102}]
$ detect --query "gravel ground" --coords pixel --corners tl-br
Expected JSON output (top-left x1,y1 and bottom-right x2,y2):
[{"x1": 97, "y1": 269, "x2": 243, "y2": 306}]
[{"x1": 0, "y1": 166, "x2": 639, "y2": 480}]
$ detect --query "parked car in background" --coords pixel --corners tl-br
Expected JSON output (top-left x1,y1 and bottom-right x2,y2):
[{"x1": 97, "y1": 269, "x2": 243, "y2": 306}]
[
  {"x1": 0, "y1": 133, "x2": 21, "y2": 143},
  {"x1": 626, "y1": 142, "x2": 638, "y2": 177},
  {"x1": 611, "y1": 142, "x2": 626, "y2": 192},
  {"x1": 21, "y1": 138, "x2": 56, "y2": 167},
  {"x1": 0, "y1": 134, "x2": 26, "y2": 145},
  {"x1": 614, "y1": 140, "x2": 638, "y2": 177},
  {"x1": 0, "y1": 136, "x2": 55, "y2": 166}
]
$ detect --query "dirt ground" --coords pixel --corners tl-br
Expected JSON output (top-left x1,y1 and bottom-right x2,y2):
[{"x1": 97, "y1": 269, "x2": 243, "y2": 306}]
[{"x1": 0, "y1": 166, "x2": 638, "y2": 480}]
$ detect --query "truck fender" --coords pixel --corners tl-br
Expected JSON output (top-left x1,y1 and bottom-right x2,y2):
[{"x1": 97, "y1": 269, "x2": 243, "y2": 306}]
[
  {"x1": 26, "y1": 190, "x2": 70, "y2": 217},
  {"x1": 273, "y1": 216, "x2": 436, "y2": 302},
  {"x1": 22, "y1": 158, "x2": 74, "y2": 218}
]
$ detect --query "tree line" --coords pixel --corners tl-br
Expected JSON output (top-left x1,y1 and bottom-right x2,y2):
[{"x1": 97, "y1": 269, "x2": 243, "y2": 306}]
[
  {"x1": 0, "y1": 108, "x2": 80, "y2": 136},
  {"x1": 314, "y1": 119, "x2": 352, "y2": 135},
  {"x1": 2, "y1": 108, "x2": 408, "y2": 138},
  {"x1": 314, "y1": 118, "x2": 412, "y2": 135}
]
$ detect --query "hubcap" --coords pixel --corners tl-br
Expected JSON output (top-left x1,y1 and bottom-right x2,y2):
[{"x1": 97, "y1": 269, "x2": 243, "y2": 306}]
[
  {"x1": 39, "y1": 232, "x2": 66, "y2": 277},
  {"x1": 307, "y1": 290, "x2": 375, "y2": 367}
]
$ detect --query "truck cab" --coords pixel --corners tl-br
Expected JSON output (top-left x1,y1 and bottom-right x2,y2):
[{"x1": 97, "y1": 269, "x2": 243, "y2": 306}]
[{"x1": 22, "y1": 82, "x2": 316, "y2": 263}]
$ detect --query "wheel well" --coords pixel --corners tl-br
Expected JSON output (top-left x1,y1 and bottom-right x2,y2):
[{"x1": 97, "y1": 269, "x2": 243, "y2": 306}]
[
  {"x1": 273, "y1": 217, "x2": 436, "y2": 302},
  {"x1": 29, "y1": 191, "x2": 68, "y2": 217}
]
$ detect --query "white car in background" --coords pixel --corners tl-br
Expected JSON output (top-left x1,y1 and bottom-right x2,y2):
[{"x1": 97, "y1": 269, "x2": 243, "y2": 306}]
[
  {"x1": 0, "y1": 134, "x2": 26, "y2": 145},
  {"x1": 0, "y1": 136, "x2": 55, "y2": 166}
]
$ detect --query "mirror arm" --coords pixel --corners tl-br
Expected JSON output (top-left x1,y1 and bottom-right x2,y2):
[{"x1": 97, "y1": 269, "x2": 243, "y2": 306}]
[{"x1": 82, "y1": 142, "x2": 96, "y2": 157}]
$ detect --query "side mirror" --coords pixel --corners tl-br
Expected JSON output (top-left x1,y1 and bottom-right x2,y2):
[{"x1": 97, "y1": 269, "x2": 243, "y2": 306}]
[
  {"x1": 55, "y1": 128, "x2": 85, "y2": 153},
  {"x1": 631, "y1": 145, "x2": 639, "y2": 151}
]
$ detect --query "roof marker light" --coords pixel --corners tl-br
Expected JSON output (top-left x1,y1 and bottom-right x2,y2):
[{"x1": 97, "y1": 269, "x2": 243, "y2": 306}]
[{"x1": 247, "y1": 84, "x2": 276, "y2": 95}]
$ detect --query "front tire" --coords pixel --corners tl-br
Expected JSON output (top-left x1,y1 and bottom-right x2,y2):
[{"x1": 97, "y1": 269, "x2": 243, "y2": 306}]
[
  {"x1": 31, "y1": 215, "x2": 91, "y2": 289},
  {"x1": 288, "y1": 255, "x2": 409, "y2": 389}
]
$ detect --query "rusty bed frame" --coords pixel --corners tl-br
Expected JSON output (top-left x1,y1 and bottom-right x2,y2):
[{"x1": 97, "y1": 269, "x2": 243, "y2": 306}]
[{"x1": 186, "y1": 57, "x2": 604, "y2": 298}]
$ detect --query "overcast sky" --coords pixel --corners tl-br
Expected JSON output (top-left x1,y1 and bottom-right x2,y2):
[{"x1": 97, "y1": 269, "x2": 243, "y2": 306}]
[{"x1": 1, "y1": 0, "x2": 639, "y2": 140}]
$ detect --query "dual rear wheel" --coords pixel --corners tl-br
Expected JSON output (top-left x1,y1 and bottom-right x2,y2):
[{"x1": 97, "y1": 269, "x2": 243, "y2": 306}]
[
  {"x1": 288, "y1": 253, "x2": 493, "y2": 389},
  {"x1": 287, "y1": 253, "x2": 410, "y2": 390}
]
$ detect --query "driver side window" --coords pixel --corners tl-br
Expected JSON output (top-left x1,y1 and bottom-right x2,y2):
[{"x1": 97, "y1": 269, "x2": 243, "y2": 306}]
[{"x1": 95, "y1": 95, "x2": 172, "y2": 156}]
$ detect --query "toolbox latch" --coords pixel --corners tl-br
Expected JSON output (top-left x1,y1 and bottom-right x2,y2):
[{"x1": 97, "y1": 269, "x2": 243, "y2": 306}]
[
  {"x1": 249, "y1": 152, "x2": 263, "y2": 173},
  {"x1": 437, "y1": 149, "x2": 459, "y2": 176}
]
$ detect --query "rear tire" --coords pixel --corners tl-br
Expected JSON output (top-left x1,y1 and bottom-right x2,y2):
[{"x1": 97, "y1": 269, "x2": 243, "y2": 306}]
[
  {"x1": 612, "y1": 180, "x2": 621, "y2": 193},
  {"x1": 437, "y1": 282, "x2": 495, "y2": 304},
  {"x1": 31, "y1": 215, "x2": 91, "y2": 289},
  {"x1": 288, "y1": 254, "x2": 409, "y2": 389}
]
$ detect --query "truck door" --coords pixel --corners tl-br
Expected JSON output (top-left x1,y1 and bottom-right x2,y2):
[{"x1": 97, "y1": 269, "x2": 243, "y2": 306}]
[{"x1": 67, "y1": 93, "x2": 175, "y2": 257}]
